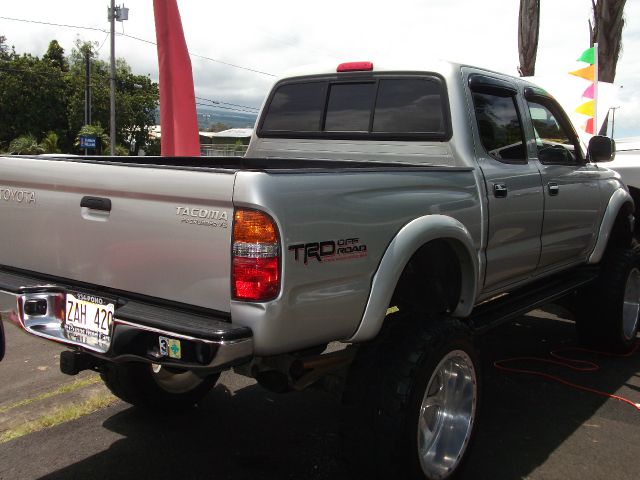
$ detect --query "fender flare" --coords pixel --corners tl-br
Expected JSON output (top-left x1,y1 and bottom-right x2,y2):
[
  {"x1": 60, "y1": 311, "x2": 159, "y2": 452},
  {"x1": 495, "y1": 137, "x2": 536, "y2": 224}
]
[
  {"x1": 588, "y1": 187, "x2": 634, "y2": 264},
  {"x1": 347, "y1": 215, "x2": 479, "y2": 343}
]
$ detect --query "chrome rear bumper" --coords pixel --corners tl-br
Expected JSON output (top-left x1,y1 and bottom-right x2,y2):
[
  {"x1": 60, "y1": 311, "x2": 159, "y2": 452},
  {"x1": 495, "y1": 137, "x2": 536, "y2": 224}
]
[{"x1": 0, "y1": 268, "x2": 253, "y2": 372}]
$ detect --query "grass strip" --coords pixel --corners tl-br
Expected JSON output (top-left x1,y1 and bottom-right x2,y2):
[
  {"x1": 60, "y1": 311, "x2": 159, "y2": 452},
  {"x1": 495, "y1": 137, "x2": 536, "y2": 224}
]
[
  {"x1": 0, "y1": 376, "x2": 101, "y2": 414},
  {"x1": 0, "y1": 392, "x2": 117, "y2": 444}
]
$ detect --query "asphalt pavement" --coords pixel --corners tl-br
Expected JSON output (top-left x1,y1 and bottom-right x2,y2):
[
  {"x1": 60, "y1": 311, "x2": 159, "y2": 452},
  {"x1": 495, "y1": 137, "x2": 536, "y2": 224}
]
[{"x1": 0, "y1": 310, "x2": 638, "y2": 480}]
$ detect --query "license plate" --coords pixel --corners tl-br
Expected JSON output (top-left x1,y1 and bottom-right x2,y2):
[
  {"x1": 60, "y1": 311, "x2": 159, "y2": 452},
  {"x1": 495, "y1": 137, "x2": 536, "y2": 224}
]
[{"x1": 64, "y1": 293, "x2": 115, "y2": 351}]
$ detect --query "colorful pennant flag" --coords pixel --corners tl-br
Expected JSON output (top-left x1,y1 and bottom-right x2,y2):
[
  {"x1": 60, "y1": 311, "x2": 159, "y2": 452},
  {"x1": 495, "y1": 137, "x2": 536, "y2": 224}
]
[
  {"x1": 575, "y1": 100, "x2": 595, "y2": 117},
  {"x1": 569, "y1": 64, "x2": 595, "y2": 82},
  {"x1": 569, "y1": 45, "x2": 597, "y2": 135},
  {"x1": 581, "y1": 83, "x2": 595, "y2": 99},
  {"x1": 577, "y1": 47, "x2": 595, "y2": 64}
]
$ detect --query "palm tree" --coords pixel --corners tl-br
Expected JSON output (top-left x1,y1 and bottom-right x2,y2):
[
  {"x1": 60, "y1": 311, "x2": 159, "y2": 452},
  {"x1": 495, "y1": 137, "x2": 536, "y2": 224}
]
[
  {"x1": 591, "y1": 0, "x2": 626, "y2": 83},
  {"x1": 518, "y1": 0, "x2": 540, "y2": 77},
  {"x1": 40, "y1": 131, "x2": 61, "y2": 153}
]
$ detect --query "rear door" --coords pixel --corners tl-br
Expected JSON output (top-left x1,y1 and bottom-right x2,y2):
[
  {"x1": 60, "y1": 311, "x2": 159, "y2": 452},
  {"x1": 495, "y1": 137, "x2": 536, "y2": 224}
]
[
  {"x1": 466, "y1": 73, "x2": 544, "y2": 291},
  {"x1": 0, "y1": 157, "x2": 235, "y2": 312}
]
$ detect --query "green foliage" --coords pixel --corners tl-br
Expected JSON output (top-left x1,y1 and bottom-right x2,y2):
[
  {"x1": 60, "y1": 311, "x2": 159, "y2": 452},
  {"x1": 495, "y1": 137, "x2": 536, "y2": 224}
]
[
  {"x1": 0, "y1": 37, "x2": 159, "y2": 155},
  {"x1": 75, "y1": 124, "x2": 110, "y2": 154},
  {"x1": 43, "y1": 40, "x2": 68, "y2": 72},
  {"x1": 40, "y1": 131, "x2": 61, "y2": 153},
  {"x1": 0, "y1": 52, "x2": 68, "y2": 149},
  {"x1": 116, "y1": 144, "x2": 130, "y2": 156},
  {"x1": 8, "y1": 134, "x2": 44, "y2": 155}
]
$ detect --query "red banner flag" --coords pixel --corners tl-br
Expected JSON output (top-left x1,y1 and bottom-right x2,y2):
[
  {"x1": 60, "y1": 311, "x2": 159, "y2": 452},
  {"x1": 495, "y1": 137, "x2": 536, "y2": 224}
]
[
  {"x1": 584, "y1": 118, "x2": 594, "y2": 135},
  {"x1": 153, "y1": 0, "x2": 200, "y2": 156}
]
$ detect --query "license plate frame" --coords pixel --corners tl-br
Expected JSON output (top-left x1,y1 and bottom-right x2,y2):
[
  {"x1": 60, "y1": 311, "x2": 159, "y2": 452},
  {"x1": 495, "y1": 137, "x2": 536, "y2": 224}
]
[{"x1": 64, "y1": 292, "x2": 115, "y2": 351}]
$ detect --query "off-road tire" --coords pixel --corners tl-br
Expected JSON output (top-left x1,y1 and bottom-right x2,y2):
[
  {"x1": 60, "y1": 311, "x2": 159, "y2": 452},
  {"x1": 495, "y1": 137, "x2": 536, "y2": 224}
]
[
  {"x1": 101, "y1": 362, "x2": 219, "y2": 411},
  {"x1": 576, "y1": 248, "x2": 640, "y2": 352},
  {"x1": 342, "y1": 313, "x2": 480, "y2": 480}
]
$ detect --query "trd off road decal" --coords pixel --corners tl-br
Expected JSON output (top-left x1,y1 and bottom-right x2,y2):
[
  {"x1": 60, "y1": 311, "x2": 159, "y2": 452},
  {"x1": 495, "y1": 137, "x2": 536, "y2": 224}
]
[{"x1": 289, "y1": 238, "x2": 367, "y2": 264}]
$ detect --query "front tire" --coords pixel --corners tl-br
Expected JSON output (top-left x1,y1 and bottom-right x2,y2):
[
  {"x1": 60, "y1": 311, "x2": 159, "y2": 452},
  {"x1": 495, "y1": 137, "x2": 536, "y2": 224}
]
[
  {"x1": 343, "y1": 314, "x2": 480, "y2": 480},
  {"x1": 101, "y1": 362, "x2": 219, "y2": 411},
  {"x1": 576, "y1": 248, "x2": 640, "y2": 352}
]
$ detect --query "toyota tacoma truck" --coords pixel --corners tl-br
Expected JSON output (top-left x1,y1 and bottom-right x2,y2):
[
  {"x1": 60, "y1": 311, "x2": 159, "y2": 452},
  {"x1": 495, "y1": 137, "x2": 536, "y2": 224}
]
[{"x1": 1, "y1": 60, "x2": 638, "y2": 480}]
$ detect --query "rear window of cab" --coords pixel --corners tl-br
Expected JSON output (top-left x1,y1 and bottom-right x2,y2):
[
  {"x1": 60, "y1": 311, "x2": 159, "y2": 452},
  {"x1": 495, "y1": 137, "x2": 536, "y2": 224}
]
[{"x1": 258, "y1": 74, "x2": 451, "y2": 141}]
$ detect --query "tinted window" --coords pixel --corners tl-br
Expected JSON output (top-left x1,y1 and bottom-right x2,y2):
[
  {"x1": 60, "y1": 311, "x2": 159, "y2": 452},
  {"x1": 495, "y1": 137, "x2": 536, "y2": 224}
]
[
  {"x1": 261, "y1": 82, "x2": 325, "y2": 132},
  {"x1": 373, "y1": 79, "x2": 444, "y2": 133},
  {"x1": 472, "y1": 93, "x2": 526, "y2": 162},
  {"x1": 325, "y1": 83, "x2": 375, "y2": 131},
  {"x1": 259, "y1": 75, "x2": 450, "y2": 140},
  {"x1": 527, "y1": 101, "x2": 577, "y2": 164}
]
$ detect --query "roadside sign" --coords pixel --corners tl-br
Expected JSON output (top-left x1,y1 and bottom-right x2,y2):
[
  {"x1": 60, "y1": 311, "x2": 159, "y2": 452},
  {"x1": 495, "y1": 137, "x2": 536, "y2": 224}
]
[{"x1": 80, "y1": 135, "x2": 97, "y2": 149}]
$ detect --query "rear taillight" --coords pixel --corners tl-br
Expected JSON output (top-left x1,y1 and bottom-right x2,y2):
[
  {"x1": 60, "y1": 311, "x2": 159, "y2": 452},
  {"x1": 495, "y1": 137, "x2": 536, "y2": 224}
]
[{"x1": 232, "y1": 209, "x2": 280, "y2": 301}]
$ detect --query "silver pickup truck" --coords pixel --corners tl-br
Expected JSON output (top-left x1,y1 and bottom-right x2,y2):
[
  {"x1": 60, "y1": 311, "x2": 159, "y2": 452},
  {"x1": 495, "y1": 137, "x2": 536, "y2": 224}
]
[{"x1": 1, "y1": 60, "x2": 638, "y2": 480}]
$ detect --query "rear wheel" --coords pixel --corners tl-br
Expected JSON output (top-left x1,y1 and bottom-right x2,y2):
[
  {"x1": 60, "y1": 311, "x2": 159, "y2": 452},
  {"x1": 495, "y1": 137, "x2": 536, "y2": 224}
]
[
  {"x1": 343, "y1": 314, "x2": 480, "y2": 480},
  {"x1": 576, "y1": 248, "x2": 640, "y2": 352},
  {"x1": 101, "y1": 362, "x2": 219, "y2": 411}
]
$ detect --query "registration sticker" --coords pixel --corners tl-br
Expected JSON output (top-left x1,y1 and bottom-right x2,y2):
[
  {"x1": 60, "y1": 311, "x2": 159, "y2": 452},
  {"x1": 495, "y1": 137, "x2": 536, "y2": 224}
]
[{"x1": 159, "y1": 336, "x2": 182, "y2": 359}]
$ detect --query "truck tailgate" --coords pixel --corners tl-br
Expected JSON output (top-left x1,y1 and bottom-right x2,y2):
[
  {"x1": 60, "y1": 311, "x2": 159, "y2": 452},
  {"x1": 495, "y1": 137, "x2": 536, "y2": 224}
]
[{"x1": 0, "y1": 157, "x2": 235, "y2": 313}]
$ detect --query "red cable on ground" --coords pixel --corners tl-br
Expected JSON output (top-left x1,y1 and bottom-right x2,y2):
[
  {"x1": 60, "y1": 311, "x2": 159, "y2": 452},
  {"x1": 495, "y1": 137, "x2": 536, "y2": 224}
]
[{"x1": 494, "y1": 341, "x2": 640, "y2": 413}]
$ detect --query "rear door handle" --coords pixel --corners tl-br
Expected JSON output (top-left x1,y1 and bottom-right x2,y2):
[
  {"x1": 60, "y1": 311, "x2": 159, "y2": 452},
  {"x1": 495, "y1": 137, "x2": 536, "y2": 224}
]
[
  {"x1": 493, "y1": 183, "x2": 508, "y2": 198},
  {"x1": 81, "y1": 196, "x2": 112, "y2": 212},
  {"x1": 548, "y1": 182, "x2": 559, "y2": 196}
]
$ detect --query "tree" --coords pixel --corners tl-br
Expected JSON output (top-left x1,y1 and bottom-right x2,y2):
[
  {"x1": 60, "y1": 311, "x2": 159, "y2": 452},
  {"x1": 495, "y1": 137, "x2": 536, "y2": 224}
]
[
  {"x1": 518, "y1": 0, "x2": 540, "y2": 77},
  {"x1": 590, "y1": 0, "x2": 626, "y2": 83},
  {"x1": 43, "y1": 40, "x2": 68, "y2": 72},
  {"x1": 0, "y1": 37, "x2": 158, "y2": 155},
  {"x1": 66, "y1": 41, "x2": 158, "y2": 155},
  {"x1": 0, "y1": 49, "x2": 68, "y2": 150}
]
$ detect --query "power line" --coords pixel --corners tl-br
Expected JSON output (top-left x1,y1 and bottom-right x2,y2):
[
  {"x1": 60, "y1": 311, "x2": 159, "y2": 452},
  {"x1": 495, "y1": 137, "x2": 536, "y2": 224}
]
[
  {"x1": 195, "y1": 102, "x2": 258, "y2": 115},
  {"x1": 195, "y1": 96, "x2": 259, "y2": 112},
  {"x1": 0, "y1": 15, "x2": 276, "y2": 77}
]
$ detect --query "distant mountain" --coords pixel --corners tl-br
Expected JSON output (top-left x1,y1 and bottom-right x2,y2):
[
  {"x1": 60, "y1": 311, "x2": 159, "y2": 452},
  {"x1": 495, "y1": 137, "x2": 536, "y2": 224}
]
[
  {"x1": 153, "y1": 107, "x2": 258, "y2": 130},
  {"x1": 197, "y1": 108, "x2": 258, "y2": 129}
]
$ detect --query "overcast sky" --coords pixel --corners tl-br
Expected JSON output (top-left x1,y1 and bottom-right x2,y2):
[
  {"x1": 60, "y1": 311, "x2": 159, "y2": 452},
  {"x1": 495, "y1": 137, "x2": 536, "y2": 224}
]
[{"x1": 1, "y1": 0, "x2": 638, "y2": 138}]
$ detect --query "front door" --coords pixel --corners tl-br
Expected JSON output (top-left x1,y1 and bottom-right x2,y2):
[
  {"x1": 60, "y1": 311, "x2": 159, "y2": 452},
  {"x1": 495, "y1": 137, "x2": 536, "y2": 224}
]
[{"x1": 524, "y1": 95, "x2": 603, "y2": 271}]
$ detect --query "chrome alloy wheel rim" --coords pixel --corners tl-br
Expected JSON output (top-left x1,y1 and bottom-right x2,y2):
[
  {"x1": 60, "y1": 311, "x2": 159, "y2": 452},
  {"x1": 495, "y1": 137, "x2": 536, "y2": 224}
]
[
  {"x1": 151, "y1": 364, "x2": 204, "y2": 394},
  {"x1": 417, "y1": 350, "x2": 477, "y2": 479},
  {"x1": 622, "y1": 267, "x2": 640, "y2": 341}
]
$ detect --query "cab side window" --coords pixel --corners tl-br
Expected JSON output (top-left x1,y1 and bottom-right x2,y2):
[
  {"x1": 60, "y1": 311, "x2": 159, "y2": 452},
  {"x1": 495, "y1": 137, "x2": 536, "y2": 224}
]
[
  {"x1": 526, "y1": 101, "x2": 580, "y2": 165},
  {"x1": 472, "y1": 92, "x2": 526, "y2": 163}
]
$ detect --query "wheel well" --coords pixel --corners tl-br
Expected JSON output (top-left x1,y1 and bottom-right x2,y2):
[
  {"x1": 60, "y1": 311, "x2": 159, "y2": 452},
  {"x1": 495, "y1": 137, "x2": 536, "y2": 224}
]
[
  {"x1": 607, "y1": 200, "x2": 634, "y2": 251},
  {"x1": 627, "y1": 186, "x2": 640, "y2": 239},
  {"x1": 390, "y1": 239, "x2": 462, "y2": 315}
]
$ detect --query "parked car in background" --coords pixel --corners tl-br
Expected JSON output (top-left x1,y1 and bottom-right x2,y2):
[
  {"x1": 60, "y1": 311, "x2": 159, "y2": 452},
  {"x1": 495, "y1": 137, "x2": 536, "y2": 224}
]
[{"x1": 604, "y1": 137, "x2": 640, "y2": 238}]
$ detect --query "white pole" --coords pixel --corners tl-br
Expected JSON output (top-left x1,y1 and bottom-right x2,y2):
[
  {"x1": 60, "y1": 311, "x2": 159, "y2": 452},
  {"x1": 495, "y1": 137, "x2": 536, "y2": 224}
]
[{"x1": 593, "y1": 42, "x2": 598, "y2": 135}]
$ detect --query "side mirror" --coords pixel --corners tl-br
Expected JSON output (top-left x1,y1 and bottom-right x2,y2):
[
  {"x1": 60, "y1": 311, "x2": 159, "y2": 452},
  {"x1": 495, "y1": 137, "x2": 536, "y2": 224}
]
[{"x1": 588, "y1": 135, "x2": 616, "y2": 162}]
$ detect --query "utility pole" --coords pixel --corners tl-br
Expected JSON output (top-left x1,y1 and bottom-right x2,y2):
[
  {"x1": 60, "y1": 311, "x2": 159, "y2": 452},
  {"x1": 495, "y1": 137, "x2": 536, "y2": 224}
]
[
  {"x1": 108, "y1": 2, "x2": 129, "y2": 156},
  {"x1": 609, "y1": 106, "x2": 620, "y2": 138},
  {"x1": 84, "y1": 51, "x2": 91, "y2": 155}
]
